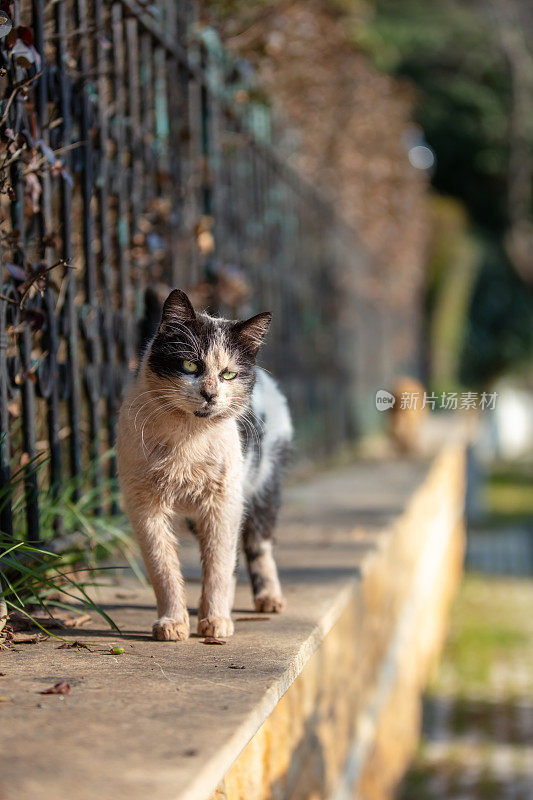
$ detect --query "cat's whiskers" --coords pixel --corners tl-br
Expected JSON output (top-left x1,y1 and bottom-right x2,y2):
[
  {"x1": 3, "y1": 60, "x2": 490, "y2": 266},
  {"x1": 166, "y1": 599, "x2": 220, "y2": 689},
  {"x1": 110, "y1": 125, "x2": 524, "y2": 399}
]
[
  {"x1": 228, "y1": 402, "x2": 263, "y2": 455},
  {"x1": 229, "y1": 400, "x2": 266, "y2": 430},
  {"x1": 132, "y1": 394, "x2": 181, "y2": 431},
  {"x1": 137, "y1": 397, "x2": 180, "y2": 433},
  {"x1": 128, "y1": 388, "x2": 173, "y2": 414},
  {"x1": 135, "y1": 392, "x2": 187, "y2": 431},
  {"x1": 237, "y1": 405, "x2": 265, "y2": 451},
  {"x1": 139, "y1": 400, "x2": 185, "y2": 455}
]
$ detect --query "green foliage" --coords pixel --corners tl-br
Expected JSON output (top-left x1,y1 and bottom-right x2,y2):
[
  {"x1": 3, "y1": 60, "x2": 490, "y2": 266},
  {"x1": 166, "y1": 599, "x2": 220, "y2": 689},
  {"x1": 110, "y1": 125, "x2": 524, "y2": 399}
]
[
  {"x1": 460, "y1": 237, "x2": 533, "y2": 386},
  {"x1": 0, "y1": 451, "x2": 141, "y2": 637},
  {"x1": 352, "y1": 0, "x2": 511, "y2": 230},
  {"x1": 0, "y1": 533, "x2": 120, "y2": 637}
]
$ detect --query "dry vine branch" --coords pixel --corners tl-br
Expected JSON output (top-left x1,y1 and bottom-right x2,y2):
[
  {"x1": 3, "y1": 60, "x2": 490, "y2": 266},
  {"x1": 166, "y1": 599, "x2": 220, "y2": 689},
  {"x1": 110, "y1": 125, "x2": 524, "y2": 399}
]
[
  {"x1": 0, "y1": 71, "x2": 42, "y2": 129},
  {"x1": 18, "y1": 260, "x2": 73, "y2": 308},
  {"x1": 0, "y1": 260, "x2": 73, "y2": 308}
]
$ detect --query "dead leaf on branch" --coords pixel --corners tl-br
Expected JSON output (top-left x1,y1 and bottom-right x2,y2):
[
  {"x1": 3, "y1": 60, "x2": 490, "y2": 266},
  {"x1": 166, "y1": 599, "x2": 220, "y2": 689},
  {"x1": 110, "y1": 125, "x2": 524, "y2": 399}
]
[{"x1": 17, "y1": 258, "x2": 72, "y2": 307}]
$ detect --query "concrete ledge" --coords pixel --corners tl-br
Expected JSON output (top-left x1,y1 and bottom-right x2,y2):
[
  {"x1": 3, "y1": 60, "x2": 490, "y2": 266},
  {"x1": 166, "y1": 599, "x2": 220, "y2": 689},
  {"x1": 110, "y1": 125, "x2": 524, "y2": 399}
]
[{"x1": 1, "y1": 447, "x2": 465, "y2": 800}]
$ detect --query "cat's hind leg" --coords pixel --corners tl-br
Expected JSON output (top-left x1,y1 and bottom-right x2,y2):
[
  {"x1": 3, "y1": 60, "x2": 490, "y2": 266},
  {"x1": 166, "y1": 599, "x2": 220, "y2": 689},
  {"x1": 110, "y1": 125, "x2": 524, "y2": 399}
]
[{"x1": 242, "y1": 478, "x2": 285, "y2": 613}]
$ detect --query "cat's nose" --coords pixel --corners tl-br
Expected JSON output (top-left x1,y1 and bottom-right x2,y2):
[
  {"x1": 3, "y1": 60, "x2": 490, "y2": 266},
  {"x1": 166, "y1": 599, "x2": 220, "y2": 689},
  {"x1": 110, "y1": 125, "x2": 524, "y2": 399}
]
[{"x1": 200, "y1": 388, "x2": 218, "y2": 404}]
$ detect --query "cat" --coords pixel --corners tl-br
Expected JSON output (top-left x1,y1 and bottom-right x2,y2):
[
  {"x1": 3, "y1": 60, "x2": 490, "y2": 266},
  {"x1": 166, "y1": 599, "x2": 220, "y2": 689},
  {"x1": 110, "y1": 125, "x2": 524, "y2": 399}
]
[{"x1": 116, "y1": 289, "x2": 292, "y2": 641}]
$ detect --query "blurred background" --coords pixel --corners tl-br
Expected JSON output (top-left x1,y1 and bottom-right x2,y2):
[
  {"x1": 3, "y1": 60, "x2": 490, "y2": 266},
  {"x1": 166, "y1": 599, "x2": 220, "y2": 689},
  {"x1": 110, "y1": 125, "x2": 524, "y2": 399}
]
[{"x1": 0, "y1": 1, "x2": 531, "y2": 796}]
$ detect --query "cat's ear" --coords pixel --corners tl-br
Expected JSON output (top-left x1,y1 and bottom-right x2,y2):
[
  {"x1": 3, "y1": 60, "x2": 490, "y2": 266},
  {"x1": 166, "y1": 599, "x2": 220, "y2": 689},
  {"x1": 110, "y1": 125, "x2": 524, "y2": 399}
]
[
  {"x1": 160, "y1": 289, "x2": 197, "y2": 327},
  {"x1": 233, "y1": 312, "x2": 272, "y2": 356}
]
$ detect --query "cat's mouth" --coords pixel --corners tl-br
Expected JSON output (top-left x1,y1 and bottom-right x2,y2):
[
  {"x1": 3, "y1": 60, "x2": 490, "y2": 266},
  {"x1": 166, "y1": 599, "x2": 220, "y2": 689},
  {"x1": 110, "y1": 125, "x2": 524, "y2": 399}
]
[{"x1": 194, "y1": 409, "x2": 213, "y2": 418}]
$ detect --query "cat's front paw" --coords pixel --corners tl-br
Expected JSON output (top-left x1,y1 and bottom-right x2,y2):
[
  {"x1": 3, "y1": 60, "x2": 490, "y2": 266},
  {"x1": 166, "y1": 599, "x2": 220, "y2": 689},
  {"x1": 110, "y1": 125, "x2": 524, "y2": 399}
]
[
  {"x1": 153, "y1": 617, "x2": 190, "y2": 641},
  {"x1": 197, "y1": 616, "x2": 234, "y2": 638},
  {"x1": 254, "y1": 592, "x2": 286, "y2": 613}
]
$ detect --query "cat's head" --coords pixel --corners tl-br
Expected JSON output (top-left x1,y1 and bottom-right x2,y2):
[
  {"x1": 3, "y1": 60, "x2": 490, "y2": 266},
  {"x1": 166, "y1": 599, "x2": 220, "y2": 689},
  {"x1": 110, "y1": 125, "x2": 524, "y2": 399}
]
[{"x1": 146, "y1": 289, "x2": 271, "y2": 420}]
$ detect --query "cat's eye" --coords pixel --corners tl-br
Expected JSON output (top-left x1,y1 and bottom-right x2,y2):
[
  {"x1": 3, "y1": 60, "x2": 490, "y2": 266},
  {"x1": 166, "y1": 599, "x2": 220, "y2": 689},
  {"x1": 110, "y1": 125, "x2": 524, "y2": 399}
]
[
  {"x1": 182, "y1": 360, "x2": 198, "y2": 374},
  {"x1": 221, "y1": 370, "x2": 237, "y2": 381}
]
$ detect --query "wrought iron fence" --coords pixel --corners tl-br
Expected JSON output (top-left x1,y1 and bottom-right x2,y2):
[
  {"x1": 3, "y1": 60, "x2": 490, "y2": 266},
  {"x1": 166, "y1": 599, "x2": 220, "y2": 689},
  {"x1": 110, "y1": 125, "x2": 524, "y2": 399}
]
[{"x1": 0, "y1": 0, "x2": 391, "y2": 542}]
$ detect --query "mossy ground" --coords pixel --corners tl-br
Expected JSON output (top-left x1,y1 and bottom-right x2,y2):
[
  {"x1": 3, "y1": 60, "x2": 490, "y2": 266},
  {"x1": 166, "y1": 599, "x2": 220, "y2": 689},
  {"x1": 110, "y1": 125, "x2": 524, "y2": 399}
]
[
  {"x1": 486, "y1": 465, "x2": 533, "y2": 522},
  {"x1": 433, "y1": 575, "x2": 533, "y2": 697},
  {"x1": 399, "y1": 575, "x2": 533, "y2": 798}
]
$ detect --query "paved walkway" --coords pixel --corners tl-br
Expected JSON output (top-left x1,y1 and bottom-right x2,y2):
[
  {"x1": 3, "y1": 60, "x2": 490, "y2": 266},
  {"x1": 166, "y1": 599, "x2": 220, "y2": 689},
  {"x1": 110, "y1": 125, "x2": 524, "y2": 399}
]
[{"x1": 0, "y1": 459, "x2": 426, "y2": 800}]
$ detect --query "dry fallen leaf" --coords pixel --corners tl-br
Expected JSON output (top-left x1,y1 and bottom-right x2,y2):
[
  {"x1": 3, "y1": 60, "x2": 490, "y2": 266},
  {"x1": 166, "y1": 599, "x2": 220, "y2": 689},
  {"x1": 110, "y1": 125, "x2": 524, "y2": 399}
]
[
  {"x1": 57, "y1": 641, "x2": 91, "y2": 650},
  {"x1": 202, "y1": 637, "x2": 226, "y2": 645},
  {"x1": 40, "y1": 681, "x2": 71, "y2": 695}
]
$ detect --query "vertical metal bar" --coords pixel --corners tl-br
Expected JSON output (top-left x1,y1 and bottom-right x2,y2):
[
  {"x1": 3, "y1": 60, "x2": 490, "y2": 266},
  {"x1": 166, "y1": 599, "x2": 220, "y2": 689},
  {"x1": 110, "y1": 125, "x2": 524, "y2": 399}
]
[
  {"x1": 153, "y1": 45, "x2": 169, "y2": 179},
  {"x1": 94, "y1": 0, "x2": 119, "y2": 510},
  {"x1": 0, "y1": 297, "x2": 13, "y2": 536},
  {"x1": 199, "y1": 48, "x2": 212, "y2": 220},
  {"x1": 185, "y1": 0, "x2": 203, "y2": 283},
  {"x1": 112, "y1": 3, "x2": 134, "y2": 367},
  {"x1": 203, "y1": 37, "x2": 225, "y2": 295},
  {"x1": 42, "y1": 287, "x2": 62, "y2": 505},
  {"x1": 19, "y1": 325, "x2": 39, "y2": 541},
  {"x1": 174, "y1": 0, "x2": 194, "y2": 285},
  {"x1": 33, "y1": 0, "x2": 63, "y2": 524},
  {"x1": 76, "y1": 0, "x2": 102, "y2": 511},
  {"x1": 56, "y1": 0, "x2": 82, "y2": 496},
  {"x1": 9, "y1": 0, "x2": 39, "y2": 539},
  {"x1": 139, "y1": 32, "x2": 156, "y2": 212},
  {"x1": 126, "y1": 16, "x2": 143, "y2": 294},
  {"x1": 164, "y1": 6, "x2": 185, "y2": 289},
  {"x1": 74, "y1": 0, "x2": 97, "y2": 305}
]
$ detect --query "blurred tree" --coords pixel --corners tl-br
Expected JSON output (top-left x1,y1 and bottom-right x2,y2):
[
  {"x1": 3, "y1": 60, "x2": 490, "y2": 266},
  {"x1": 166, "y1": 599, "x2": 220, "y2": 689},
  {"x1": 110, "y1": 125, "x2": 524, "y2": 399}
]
[
  {"x1": 426, "y1": 197, "x2": 479, "y2": 394},
  {"x1": 348, "y1": 0, "x2": 510, "y2": 232},
  {"x1": 488, "y1": 0, "x2": 533, "y2": 285},
  {"x1": 346, "y1": 0, "x2": 533, "y2": 386},
  {"x1": 460, "y1": 238, "x2": 533, "y2": 387}
]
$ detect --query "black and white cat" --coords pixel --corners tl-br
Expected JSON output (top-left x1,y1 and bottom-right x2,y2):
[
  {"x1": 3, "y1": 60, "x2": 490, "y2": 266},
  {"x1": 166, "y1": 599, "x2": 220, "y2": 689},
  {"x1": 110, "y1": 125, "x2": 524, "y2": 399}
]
[{"x1": 116, "y1": 289, "x2": 292, "y2": 641}]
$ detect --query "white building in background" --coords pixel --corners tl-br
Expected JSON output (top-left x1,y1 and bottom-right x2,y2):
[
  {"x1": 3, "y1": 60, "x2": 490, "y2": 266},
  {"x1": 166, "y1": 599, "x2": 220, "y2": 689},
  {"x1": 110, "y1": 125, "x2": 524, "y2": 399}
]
[{"x1": 478, "y1": 382, "x2": 533, "y2": 462}]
